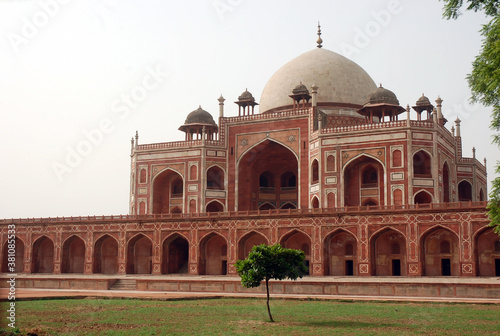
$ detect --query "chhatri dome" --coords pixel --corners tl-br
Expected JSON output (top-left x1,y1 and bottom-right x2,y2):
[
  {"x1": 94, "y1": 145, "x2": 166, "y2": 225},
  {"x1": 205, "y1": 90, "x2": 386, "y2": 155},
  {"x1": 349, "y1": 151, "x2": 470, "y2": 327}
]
[{"x1": 259, "y1": 25, "x2": 377, "y2": 113}]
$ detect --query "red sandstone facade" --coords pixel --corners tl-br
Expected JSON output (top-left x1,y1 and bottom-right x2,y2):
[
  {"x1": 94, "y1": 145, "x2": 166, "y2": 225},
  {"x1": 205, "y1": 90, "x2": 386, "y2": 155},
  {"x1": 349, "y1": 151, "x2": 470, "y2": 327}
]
[{"x1": 1, "y1": 40, "x2": 499, "y2": 278}]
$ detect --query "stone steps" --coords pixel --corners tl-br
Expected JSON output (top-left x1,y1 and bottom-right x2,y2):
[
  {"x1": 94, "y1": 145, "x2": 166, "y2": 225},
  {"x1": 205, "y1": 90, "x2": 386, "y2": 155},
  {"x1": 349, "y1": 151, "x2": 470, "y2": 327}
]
[{"x1": 110, "y1": 279, "x2": 136, "y2": 291}]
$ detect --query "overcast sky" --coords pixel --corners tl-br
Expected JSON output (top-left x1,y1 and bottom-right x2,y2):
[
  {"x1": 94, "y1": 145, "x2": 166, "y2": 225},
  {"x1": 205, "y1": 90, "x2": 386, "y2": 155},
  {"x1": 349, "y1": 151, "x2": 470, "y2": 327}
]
[{"x1": 0, "y1": 0, "x2": 497, "y2": 218}]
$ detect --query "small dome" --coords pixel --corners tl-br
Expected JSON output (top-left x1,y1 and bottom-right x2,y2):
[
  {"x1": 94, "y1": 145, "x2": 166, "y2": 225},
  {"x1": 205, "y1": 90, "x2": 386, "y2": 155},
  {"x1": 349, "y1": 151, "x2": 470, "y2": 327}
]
[
  {"x1": 184, "y1": 106, "x2": 216, "y2": 125},
  {"x1": 365, "y1": 85, "x2": 400, "y2": 106},
  {"x1": 416, "y1": 94, "x2": 431, "y2": 106},
  {"x1": 238, "y1": 89, "x2": 255, "y2": 102},
  {"x1": 292, "y1": 83, "x2": 309, "y2": 95}
]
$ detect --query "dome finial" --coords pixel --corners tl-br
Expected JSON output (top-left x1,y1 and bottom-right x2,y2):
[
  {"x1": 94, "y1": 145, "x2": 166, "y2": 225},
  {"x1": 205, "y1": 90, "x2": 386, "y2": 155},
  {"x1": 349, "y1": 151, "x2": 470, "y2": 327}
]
[{"x1": 317, "y1": 22, "x2": 323, "y2": 48}]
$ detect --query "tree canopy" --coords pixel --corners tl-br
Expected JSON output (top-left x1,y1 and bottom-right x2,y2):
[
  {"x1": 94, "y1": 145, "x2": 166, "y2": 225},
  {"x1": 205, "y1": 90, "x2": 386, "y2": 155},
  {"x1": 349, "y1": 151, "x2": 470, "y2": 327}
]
[
  {"x1": 235, "y1": 243, "x2": 308, "y2": 322},
  {"x1": 441, "y1": 0, "x2": 500, "y2": 233}
]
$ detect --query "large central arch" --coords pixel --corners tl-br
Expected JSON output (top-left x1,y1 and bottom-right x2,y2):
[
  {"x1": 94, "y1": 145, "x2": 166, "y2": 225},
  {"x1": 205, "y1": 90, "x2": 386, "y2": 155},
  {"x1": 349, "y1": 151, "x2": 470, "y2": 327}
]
[
  {"x1": 237, "y1": 140, "x2": 298, "y2": 211},
  {"x1": 343, "y1": 155, "x2": 385, "y2": 206},
  {"x1": 152, "y1": 169, "x2": 184, "y2": 214}
]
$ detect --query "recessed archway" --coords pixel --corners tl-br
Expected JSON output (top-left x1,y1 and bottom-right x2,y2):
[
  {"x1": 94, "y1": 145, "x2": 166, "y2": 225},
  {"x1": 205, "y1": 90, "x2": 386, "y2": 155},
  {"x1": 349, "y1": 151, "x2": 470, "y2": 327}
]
[
  {"x1": 61, "y1": 235, "x2": 85, "y2": 274},
  {"x1": 199, "y1": 233, "x2": 228, "y2": 275},
  {"x1": 442, "y1": 162, "x2": 450, "y2": 202},
  {"x1": 344, "y1": 155, "x2": 384, "y2": 206},
  {"x1": 2, "y1": 238, "x2": 24, "y2": 273},
  {"x1": 93, "y1": 235, "x2": 118, "y2": 274},
  {"x1": 162, "y1": 234, "x2": 189, "y2": 274},
  {"x1": 414, "y1": 190, "x2": 432, "y2": 204},
  {"x1": 458, "y1": 180, "x2": 473, "y2": 201},
  {"x1": 207, "y1": 166, "x2": 224, "y2": 190},
  {"x1": 32, "y1": 236, "x2": 54, "y2": 273},
  {"x1": 126, "y1": 234, "x2": 152, "y2": 274},
  {"x1": 413, "y1": 150, "x2": 432, "y2": 177},
  {"x1": 152, "y1": 169, "x2": 184, "y2": 214},
  {"x1": 475, "y1": 228, "x2": 500, "y2": 276},
  {"x1": 280, "y1": 230, "x2": 311, "y2": 275},
  {"x1": 206, "y1": 200, "x2": 224, "y2": 213},
  {"x1": 238, "y1": 231, "x2": 269, "y2": 260},
  {"x1": 421, "y1": 227, "x2": 459, "y2": 276},
  {"x1": 371, "y1": 228, "x2": 406, "y2": 276},
  {"x1": 323, "y1": 230, "x2": 357, "y2": 276},
  {"x1": 238, "y1": 140, "x2": 298, "y2": 211}
]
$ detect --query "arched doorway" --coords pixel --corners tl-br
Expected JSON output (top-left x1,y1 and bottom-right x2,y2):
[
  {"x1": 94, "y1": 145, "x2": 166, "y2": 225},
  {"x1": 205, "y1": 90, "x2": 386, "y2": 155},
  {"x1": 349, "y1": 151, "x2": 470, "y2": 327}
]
[
  {"x1": 476, "y1": 228, "x2": 500, "y2": 276},
  {"x1": 152, "y1": 169, "x2": 184, "y2": 214},
  {"x1": 207, "y1": 166, "x2": 224, "y2": 190},
  {"x1": 93, "y1": 235, "x2": 118, "y2": 274},
  {"x1": 206, "y1": 200, "x2": 224, "y2": 212},
  {"x1": 344, "y1": 155, "x2": 384, "y2": 206},
  {"x1": 442, "y1": 162, "x2": 450, "y2": 202},
  {"x1": 324, "y1": 230, "x2": 357, "y2": 276},
  {"x1": 421, "y1": 227, "x2": 459, "y2": 276},
  {"x1": 32, "y1": 236, "x2": 54, "y2": 273},
  {"x1": 280, "y1": 230, "x2": 311, "y2": 275},
  {"x1": 413, "y1": 150, "x2": 432, "y2": 177},
  {"x1": 199, "y1": 233, "x2": 227, "y2": 275},
  {"x1": 371, "y1": 229, "x2": 406, "y2": 276},
  {"x1": 162, "y1": 234, "x2": 189, "y2": 274},
  {"x1": 127, "y1": 234, "x2": 152, "y2": 274},
  {"x1": 61, "y1": 236, "x2": 85, "y2": 274},
  {"x1": 458, "y1": 180, "x2": 472, "y2": 201},
  {"x1": 238, "y1": 140, "x2": 298, "y2": 211},
  {"x1": 238, "y1": 231, "x2": 268, "y2": 260},
  {"x1": 2, "y1": 238, "x2": 24, "y2": 273},
  {"x1": 414, "y1": 190, "x2": 432, "y2": 204}
]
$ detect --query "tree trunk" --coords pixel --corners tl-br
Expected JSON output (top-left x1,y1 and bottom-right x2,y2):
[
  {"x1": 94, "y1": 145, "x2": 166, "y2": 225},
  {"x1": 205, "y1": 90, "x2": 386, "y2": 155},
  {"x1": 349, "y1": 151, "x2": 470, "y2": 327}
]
[{"x1": 265, "y1": 277, "x2": 274, "y2": 322}]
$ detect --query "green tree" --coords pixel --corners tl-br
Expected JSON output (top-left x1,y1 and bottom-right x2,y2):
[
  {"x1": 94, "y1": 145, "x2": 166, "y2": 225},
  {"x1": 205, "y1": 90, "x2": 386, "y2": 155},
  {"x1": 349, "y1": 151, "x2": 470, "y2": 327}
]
[
  {"x1": 235, "y1": 243, "x2": 308, "y2": 322},
  {"x1": 441, "y1": 0, "x2": 500, "y2": 233}
]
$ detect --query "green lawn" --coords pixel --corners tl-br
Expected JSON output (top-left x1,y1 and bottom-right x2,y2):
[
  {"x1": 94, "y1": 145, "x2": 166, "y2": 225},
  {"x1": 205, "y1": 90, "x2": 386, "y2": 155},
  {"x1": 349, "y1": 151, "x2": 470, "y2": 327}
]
[{"x1": 1, "y1": 298, "x2": 499, "y2": 335}]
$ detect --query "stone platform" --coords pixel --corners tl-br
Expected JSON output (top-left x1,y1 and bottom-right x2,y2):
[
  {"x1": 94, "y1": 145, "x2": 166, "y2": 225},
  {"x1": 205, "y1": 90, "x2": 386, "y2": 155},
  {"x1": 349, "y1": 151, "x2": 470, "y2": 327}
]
[{"x1": 1, "y1": 274, "x2": 499, "y2": 303}]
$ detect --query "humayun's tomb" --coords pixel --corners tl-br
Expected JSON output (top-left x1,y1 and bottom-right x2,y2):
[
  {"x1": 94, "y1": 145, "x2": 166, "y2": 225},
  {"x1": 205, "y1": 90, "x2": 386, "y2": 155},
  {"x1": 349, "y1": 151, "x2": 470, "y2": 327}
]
[{"x1": 1, "y1": 28, "x2": 499, "y2": 299}]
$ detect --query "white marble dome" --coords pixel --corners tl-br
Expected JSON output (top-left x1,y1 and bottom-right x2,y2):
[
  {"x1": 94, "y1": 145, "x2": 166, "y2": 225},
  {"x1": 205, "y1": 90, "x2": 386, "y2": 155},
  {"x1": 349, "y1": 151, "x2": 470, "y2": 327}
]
[{"x1": 259, "y1": 48, "x2": 377, "y2": 113}]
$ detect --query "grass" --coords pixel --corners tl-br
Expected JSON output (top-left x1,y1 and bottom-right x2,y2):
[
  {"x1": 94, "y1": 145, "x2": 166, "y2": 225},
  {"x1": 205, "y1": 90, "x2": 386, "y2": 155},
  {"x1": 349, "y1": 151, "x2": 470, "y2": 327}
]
[{"x1": 1, "y1": 298, "x2": 499, "y2": 335}]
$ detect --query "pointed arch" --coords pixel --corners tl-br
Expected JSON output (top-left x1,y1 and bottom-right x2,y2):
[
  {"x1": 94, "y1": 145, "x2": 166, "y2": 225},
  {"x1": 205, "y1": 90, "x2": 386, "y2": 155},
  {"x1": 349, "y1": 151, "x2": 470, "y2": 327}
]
[
  {"x1": 442, "y1": 161, "x2": 450, "y2": 202},
  {"x1": 280, "y1": 202, "x2": 296, "y2": 209},
  {"x1": 93, "y1": 234, "x2": 118, "y2": 274},
  {"x1": 311, "y1": 159, "x2": 319, "y2": 184},
  {"x1": 280, "y1": 229, "x2": 311, "y2": 275},
  {"x1": 61, "y1": 235, "x2": 85, "y2": 274},
  {"x1": 259, "y1": 202, "x2": 276, "y2": 211},
  {"x1": 126, "y1": 233, "x2": 152, "y2": 274},
  {"x1": 206, "y1": 165, "x2": 225, "y2": 190},
  {"x1": 370, "y1": 227, "x2": 406, "y2": 276},
  {"x1": 199, "y1": 232, "x2": 228, "y2": 275},
  {"x1": 237, "y1": 139, "x2": 298, "y2": 211},
  {"x1": 206, "y1": 200, "x2": 224, "y2": 212},
  {"x1": 238, "y1": 231, "x2": 269, "y2": 260},
  {"x1": 323, "y1": 229, "x2": 358, "y2": 276},
  {"x1": 162, "y1": 233, "x2": 189, "y2": 274},
  {"x1": 343, "y1": 154, "x2": 385, "y2": 207},
  {"x1": 32, "y1": 236, "x2": 54, "y2": 273},
  {"x1": 413, "y1": 149, "x2": 432, "y2": 177},
  {"x1": 152, "y1": 168, "x2": 184, "y2": 214},
  {"x1": 2, "y1": 237, "x2": 24, "y2": 273},
  {"x1": 475, "y1": 227, "x2": 500, "y2": 276},
  {"x1": 311, "y1": 196, "x2": 320, "y2": 208},
  {"x1": 458, "y1": 179, "x2": 473, "y2": 201},
  {"x1": 414, "y1": 190, "x2": 433, "y2": 204},
  {"x1": 420, "y1": 226, "x2": 459, "y2": 276}
]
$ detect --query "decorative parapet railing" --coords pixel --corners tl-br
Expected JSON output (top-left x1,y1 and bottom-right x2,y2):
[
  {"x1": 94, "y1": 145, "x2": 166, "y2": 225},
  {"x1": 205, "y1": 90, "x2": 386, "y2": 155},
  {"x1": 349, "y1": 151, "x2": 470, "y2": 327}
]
[
  {"x1": 0, "y1": 201, "x2": 488, "y2": 225},
  {"x1": 321, "y1": 120, "x2": 408, "y2": 134},
  {"x1": 222, "y1": 108, "x2": 310, "y2": 124},
  {"x1": 137, "y1": 139, "x2": 224, "y2": 151}
]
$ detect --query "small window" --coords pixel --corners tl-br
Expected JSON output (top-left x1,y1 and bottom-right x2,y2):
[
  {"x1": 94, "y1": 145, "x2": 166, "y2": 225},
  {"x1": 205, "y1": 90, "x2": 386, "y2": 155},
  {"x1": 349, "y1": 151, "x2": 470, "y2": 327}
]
[
  {"x1": 494, "y1": 240, "x2": 500, "y2": 253},
  {"x1": 311, "y1": 160, "x2": 319, "y2": 184}
]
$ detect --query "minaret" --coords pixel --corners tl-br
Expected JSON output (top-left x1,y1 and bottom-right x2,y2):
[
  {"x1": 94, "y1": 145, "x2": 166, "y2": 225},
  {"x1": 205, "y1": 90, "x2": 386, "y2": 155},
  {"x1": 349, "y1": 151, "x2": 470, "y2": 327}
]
[{"x1": 218, "y1": 95, "x2": 225, "y2": 118}]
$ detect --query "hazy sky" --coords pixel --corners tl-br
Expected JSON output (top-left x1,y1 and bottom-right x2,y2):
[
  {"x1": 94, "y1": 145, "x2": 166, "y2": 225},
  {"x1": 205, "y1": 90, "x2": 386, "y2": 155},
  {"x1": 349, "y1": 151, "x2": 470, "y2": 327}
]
[{"x1": 1, "y1": 0, "x2": 497, "y2": 218}]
